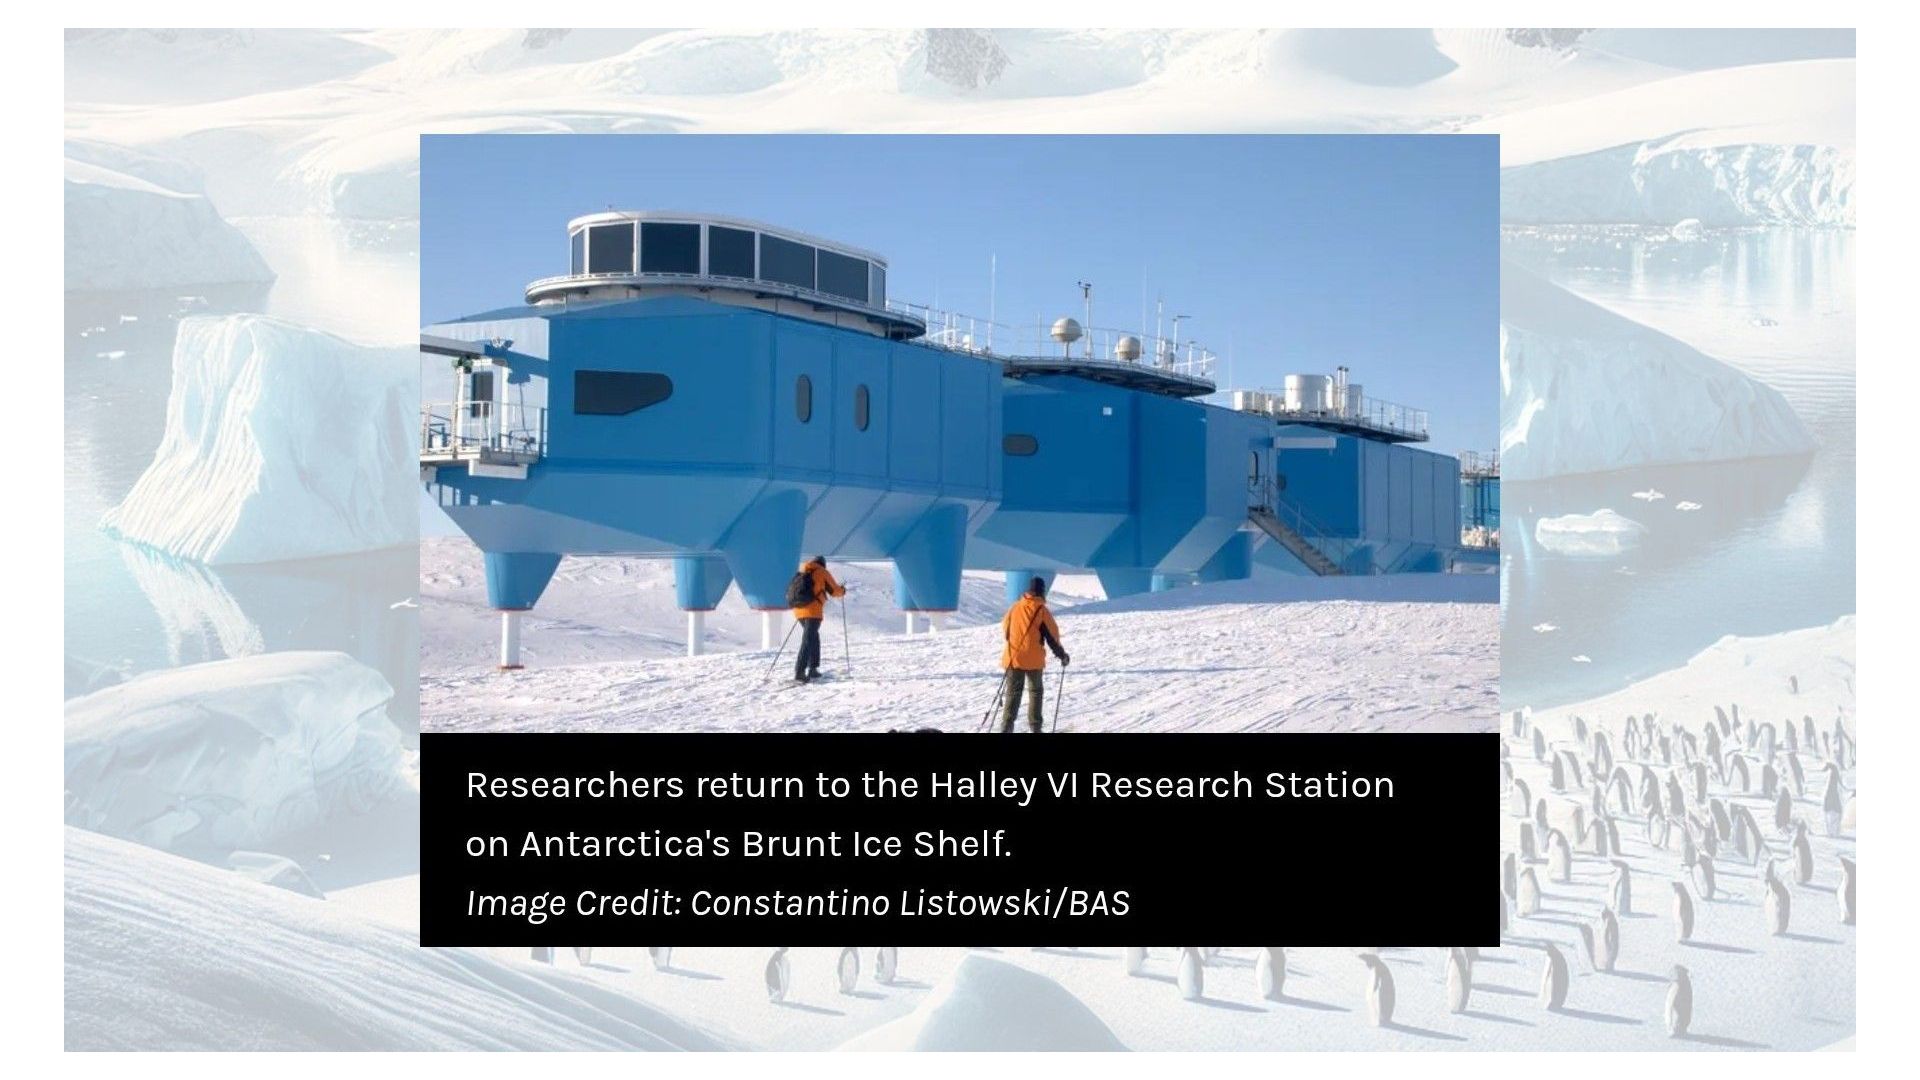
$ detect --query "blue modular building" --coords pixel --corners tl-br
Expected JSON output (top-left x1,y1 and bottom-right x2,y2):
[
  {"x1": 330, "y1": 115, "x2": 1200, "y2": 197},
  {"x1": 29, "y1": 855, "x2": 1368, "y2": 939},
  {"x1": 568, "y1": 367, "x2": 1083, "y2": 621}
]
[{"x1": 420, "y1": 212, "x2": 1470, "y2": 667}]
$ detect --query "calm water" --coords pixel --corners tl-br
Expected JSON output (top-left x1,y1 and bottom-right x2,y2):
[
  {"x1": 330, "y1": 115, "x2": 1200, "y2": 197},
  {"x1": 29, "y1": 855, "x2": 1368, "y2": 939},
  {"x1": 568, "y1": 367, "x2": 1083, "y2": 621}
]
[
  {"x1": 63, "y1": 218, "x2": 423, "y2": 731},
  {"x1": 1499, "y1": 227, "x2": 1856, "y2": 709}
]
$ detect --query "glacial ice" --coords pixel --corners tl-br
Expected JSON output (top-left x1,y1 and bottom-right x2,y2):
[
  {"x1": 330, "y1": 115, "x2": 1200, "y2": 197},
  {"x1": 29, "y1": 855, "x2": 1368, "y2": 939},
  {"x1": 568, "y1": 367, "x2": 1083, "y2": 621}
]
[
  {"x1": 65, "y1": 154, "x2": 273, "y2": 291},
  {"x1": 1534, "y1": 509, "x2": 1646, "y2": 557},
  {"x1": 102, "y1": 315, "x2": 416, "y2": 564},
  {"x1": 1500, "y1": 261, "x2": 1814, "y2": 481},
  {"x1": 841, "y1": 954, "x2": 1126, "y2": 1051},
  {"x1": 64, "y1": 651, "x2": 411, "y2": 855}
]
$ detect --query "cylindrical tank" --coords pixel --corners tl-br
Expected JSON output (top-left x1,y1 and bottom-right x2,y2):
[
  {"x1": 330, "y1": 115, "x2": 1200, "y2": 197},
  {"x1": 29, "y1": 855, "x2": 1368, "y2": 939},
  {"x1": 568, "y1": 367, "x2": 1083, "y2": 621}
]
[
  {"x1": 1340, "y1": 383, "x2": 1364, "y2": 417},
  {"x1": 1114, "y1": 335, "x2": 1142, "y2": 362},
  {"x1": 1284, "y1": 373, "x2": 1332, "y2": 413}
]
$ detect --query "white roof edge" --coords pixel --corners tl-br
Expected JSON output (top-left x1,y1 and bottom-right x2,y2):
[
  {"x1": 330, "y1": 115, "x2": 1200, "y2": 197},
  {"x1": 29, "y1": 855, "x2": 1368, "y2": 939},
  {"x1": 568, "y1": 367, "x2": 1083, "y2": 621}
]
[{"x1": 565, "y1": 211, "x2": 890, "y2": 267}]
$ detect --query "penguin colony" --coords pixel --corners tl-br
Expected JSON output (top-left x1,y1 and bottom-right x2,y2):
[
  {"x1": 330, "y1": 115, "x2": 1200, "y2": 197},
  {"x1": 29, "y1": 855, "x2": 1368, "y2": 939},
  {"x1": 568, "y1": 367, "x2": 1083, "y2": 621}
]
[{"x1": 505, "y1": 696, "x2": 1852, "y2": 1045}]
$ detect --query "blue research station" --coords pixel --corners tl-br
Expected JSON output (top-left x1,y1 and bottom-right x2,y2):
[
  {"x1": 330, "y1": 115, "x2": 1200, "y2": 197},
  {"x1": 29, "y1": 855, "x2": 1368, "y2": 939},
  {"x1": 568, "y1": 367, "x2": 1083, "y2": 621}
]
[{"x1": 420, "y1": 212, "x2": 1501, "y2": 667}]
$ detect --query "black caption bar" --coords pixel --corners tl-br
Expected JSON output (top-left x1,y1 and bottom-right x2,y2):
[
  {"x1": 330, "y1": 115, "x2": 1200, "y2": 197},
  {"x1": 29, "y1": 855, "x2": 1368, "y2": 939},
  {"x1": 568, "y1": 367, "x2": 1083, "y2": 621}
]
[{"x1": 420, "y1": 732, "x2": 1496, "y2": 946}]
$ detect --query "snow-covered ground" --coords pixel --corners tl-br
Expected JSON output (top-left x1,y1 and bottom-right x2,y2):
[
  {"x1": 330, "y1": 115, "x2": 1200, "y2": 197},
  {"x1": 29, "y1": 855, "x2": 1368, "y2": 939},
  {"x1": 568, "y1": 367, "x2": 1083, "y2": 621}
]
[{"x1": 418, "y1": 538, "x2": 1499, "y2": 733}]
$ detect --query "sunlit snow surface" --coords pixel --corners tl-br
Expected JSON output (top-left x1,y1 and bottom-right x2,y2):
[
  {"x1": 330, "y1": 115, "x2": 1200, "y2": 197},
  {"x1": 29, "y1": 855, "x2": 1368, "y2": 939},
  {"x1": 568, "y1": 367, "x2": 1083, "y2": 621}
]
[{"x1": 63, "y1": 28, "x2": 1854, "y2": 1050}]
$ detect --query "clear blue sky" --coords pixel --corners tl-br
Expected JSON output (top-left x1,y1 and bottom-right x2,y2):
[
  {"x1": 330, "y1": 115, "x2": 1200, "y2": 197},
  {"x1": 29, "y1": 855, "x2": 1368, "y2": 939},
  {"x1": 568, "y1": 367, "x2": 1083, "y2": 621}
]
[{"x1": 422, "y1": 134, "x2": 1496, "y2": 454}]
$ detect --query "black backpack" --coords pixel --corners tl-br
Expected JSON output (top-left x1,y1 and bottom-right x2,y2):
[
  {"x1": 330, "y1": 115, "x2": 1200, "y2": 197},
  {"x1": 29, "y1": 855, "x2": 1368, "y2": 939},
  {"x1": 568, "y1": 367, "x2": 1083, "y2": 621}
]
[{"x1": 784, "y1": 569, "x2": 817, "y2": 608}]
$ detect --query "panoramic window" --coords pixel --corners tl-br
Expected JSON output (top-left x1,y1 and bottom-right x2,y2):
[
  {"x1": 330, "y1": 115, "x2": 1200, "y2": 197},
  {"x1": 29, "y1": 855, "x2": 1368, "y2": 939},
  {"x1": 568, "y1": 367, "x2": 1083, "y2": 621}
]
[
  {"x1": 1003, "y1": 434, "x2": 1039, "y2": 456},
  {"x1": 817, "y1": 249, "x2": 869, "y2": 304},
  {"x1": 869, "y1": 263, "x2": 887, "y2": 306},
  {"x1": 587, "y1": 222, "x2": 635, "y2": 275},
  {"x1": 707, "y1": 226, "x2": 755, "y2": 278},
  {"x1": 574, "y1": 370, "x2": 673, "y2": 416},
  {"x1": 760, "y1": 234, "x2": 816, "y2": 290},
  {"x1": 641, "y1": 222, "x2": 701, "y2": 275},
  {"x1": 795, "y1": 374, "x2": 813, "y2": 423},
  {"x1": 854, "y1": 384, "x2": 870, "y2": 431},
  {"x1": 569, "y1": 230, "x2": 585, "y2": 275}
]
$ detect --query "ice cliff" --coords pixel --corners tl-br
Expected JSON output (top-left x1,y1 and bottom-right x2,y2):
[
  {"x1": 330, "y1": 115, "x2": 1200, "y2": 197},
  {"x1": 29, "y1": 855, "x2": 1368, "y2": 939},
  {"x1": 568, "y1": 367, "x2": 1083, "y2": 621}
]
[
  {"x1": 65, "y1": 153, "x2": 273, "y2": 291},
  {"x1": 102, "y1": 315, "x2": 415, "y2": 564}
]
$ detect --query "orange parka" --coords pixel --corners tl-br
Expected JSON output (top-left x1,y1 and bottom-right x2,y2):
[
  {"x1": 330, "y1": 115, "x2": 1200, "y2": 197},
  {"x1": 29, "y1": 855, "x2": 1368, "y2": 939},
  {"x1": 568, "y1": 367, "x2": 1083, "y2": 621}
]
[
  {"x1": 790, "y1": 561, "x2": 845, "y2": 620},
  {"x1": 1000, "y1": 593, "x2": 1063, "y2": 671}
]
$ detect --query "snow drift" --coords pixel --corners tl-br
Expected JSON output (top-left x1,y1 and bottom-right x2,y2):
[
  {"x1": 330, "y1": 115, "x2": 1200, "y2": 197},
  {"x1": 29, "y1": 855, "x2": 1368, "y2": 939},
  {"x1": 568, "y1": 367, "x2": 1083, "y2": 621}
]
[
  {"x1": 65, "y1": 651, "x2": 410, "y2": 855},
  {"x1": 65, "y1": 154, "x2": 273, "y2": 291},
  {"x1": 840, "y1": 954, "x2": 1125, "y2": 1051},
  {"x1": 1500, "y1": 261, "x2": 1813, "y2": 480},
  {"x1": 102, "y1": 315, "x2": 416, "y2": 564},
  {"x1": 1533, "y1": 508, "x2": 1646, "y2": 557},
  {"x1": 65, "y1": 827, "x2": 733, "y2": 1050}
]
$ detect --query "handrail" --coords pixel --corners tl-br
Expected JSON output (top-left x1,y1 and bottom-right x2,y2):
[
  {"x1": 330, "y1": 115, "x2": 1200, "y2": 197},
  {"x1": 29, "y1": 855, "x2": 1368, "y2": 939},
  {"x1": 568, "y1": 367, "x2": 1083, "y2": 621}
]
[
  {"x1": 1249, "y1": 477, "x2": 1357, "y2": 574},
  {"x1": 886, "y1": 300, "x2": 1219, "y2": 383},
  {"x1": 420, "y1": 401, "x2": 547, "y2": 463}
]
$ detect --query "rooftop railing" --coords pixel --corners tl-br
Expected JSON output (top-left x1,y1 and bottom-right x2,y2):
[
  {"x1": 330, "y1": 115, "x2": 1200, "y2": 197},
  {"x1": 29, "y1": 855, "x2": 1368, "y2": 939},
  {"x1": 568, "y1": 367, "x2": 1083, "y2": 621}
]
[{"x1": 885, "y1": 301, "x2": 1218, "y2": 384}]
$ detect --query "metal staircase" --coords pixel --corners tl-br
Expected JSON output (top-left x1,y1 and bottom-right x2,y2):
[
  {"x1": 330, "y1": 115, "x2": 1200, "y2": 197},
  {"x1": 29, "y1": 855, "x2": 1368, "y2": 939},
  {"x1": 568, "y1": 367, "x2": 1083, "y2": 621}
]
[{"x1": 1246, "y1": 477, "x2": 1351, "y2": 576}]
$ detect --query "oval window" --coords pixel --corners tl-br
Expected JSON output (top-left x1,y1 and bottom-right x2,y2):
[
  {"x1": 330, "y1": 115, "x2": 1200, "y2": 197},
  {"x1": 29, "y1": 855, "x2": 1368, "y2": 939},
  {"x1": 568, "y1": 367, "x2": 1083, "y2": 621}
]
[
  {"x1": 854, "y1": 384, "x2": 870, "y2": 431},
  {"x1": 1003, "y1": 434, "x2": 1039, "y2": 456},
  {"x1": 796, "y1": 374, "x2": 813, "y2": 423}
]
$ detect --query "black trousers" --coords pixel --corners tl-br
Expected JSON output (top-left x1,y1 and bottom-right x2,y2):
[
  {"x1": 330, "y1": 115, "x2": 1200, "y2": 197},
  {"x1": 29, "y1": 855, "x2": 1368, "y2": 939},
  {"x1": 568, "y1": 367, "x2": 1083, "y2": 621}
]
[{"x1": 795, "y1": 618, "x2": 824, "y2": 678}]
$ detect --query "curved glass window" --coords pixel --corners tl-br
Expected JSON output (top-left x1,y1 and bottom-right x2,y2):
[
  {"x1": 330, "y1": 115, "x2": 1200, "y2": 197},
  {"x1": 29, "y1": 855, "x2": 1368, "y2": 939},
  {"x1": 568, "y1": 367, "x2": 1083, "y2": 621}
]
[
  {"x1": 817, "y1": 249, "x2": 869, "y2": 303},
  {"x1": 575, "y1": 370, "x2": 672, "y2": 415},
  {"x1": 708, "y1": 226, "x2": 755, "y2": 278},
  {"x1": 641, "y1": 222, "x2": 700, "y2": 274},
  {"x1": 1003, "y1": 434, "x2": 1039, "y2": 456},
  {"x1": 854, "y1": 384, "x2": 871, "y2": 431},
  {"x1": 761, "y1": 234, "x2": 816, "y2": 290},
  {"x1": 795, "y1": 374, "x2": 813, "y2": 423},
  {"x1": 570, "y1": 230, "x2": 586, "y2": 275},
  {"x1": 588, "y1": 222, "x2": 635, "y2": 274}
]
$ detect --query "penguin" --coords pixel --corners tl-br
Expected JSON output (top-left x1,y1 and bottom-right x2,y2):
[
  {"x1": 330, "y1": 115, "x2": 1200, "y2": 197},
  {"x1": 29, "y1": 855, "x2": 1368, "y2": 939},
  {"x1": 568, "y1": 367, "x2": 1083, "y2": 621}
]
[
  {"x1": 1446, "y1": 947, "x2": 1471, "y2": 1014},
  {"x1": 1608, "y1": 817, "x2": 1623, "y2": 856},
  {"x1": 1548, "y1": 828, "x2": 1573, "y2": 884},
  {"x1": 1646, "y1": 810, "x2": 1669, "y2": 851},
  {"x1": 1123, "y1": 946, "x2": 1148, "y2": 976},
  {"x1": 1609, "y1": 767, "x2": 1636, "y2": 815},
  {"x1": 1518, "y1": 865, "x2": 1542, "y2": 916},
  {"x1": 1671, "y1": 881, "x2": 1695, "y2": 942},
  {"x1": 1199, "y1": 947, "x2": 1221, "y2": 966},
  {"x1": 1591, "y1": 817, "x2": 1612, "y2": 858},
  {"x1": 1575, "y1": 922, "x2": 1599, "y2": 971},
  {"x1": 1791, "y1": 822, "x2": 1813, "y2": 885},
  {"x1": 1822, "y1": 771, "x2": 1845, "y2": 837},
  {"x1": 572, "y1": 947, "x2": 594, "y2": 966},
  {"x1": 1729, "y1": 755, "x2": 1751, "y2": 793},
  {"x1": 1359, "y1": 953, "x2": 1395, "y2": 1026},
  {"x1": 1665, "y1": 774, "x2": 1686, "y2": 818},
  {"x1": 1803, "y1": 715, "x2": 1818, "y2": 755},
  {"x1": 1666, "y1": 965, "x2": 1693, "y2": 1037},
  {"x1": 1764, "y1": 866, "x2": 1792, "y2": 937},
  {"x1": 1534, "y1": 797, "x2": 1551, "y2": 840},
  {"x1": 1510, "y1": 777, "x2": 1532, "y2": 819},
  {"x1": 1760, "y1": 762, "x2": 1779, "y2": 800},
  {"x1": 1511, "y1": 709, "x2": 1527, "y2": 738},
  {"x1": 874, "y1": 947, "x2": 898, "y2": 986},
  {"x1": 1690, "y1": 762, "x2": 1708, "y2": 806},
  {"x1": 531, "y1": 946, "x2": 555, "y2": 964},
  {"x1": 1714, "y1": 704, "x2": 1729, "y2": 733},
  {"x1": 1568, "y1": 804, "x2": 1587, "y2": 843},
  {"x1": 1786, "y1": 752, "x2": 1805, "y2": 798},
  {"x1": 1694, "y1": 854, "x2": 1717, "y2": 901},
  {"x1": 1573, "y1": 715, "x2": 1590, "y2": 746},
  {"x1": 1177, "y1": 946, "x2": 1204, "y2": 1002},
  {"x1": 1758, "y1": 723, "x2": 1777, "y2": 764},
  {"x1": 1784, "y1": 721, "x2": 1799, "y2": 755},
  {"x1": 764, "y1": 947, "x2": 791, "y2": 1003},
  {"x1": 836, "y1": 945, "x2": 860, "y2": 995},
  {"x1": 1503, "y1": 851, "x2": 1519, "y2": 900},
  {"x1": 1598, "y1": 907, "x2": 1621, "y2": 973},
  {"x1": 1680, "y1": 825, "x2": 1698, "y2": 870},
  {"x1": 1520, "y1": 822, "x2": 1539, "y2": 863},
  {"x1": 1789, "y1": 674, "x2": 1799, "y2": 695},
  {"x1": 1539, "y1": 943, "x2": 1570, "y2": 1010},
  {"x1": 1709, "y1": 798, "x2": 1732, "y2": 843},
  {"x1": 648, "y1": 946, "x2": 672, "y2": 971},
  {"x1": 1774, "y1": 787, "x2": 1793, "y2": 833},
  {"x1": 1532, "y1": 727, "x2": 1548, "y2": 763},
  {"x1": 1838, "y1": 856, "x2": 1856, "y2": 926},
  {"x1": 1256, "y1": 946, "x2": 1286, "y2": 1001},
  {"x1": 1609, "y1": 859, "x2": 1632, "y2": 915},
  {"x1": 1704, "y1": 723, "x2": 1722, "y2": 765}
]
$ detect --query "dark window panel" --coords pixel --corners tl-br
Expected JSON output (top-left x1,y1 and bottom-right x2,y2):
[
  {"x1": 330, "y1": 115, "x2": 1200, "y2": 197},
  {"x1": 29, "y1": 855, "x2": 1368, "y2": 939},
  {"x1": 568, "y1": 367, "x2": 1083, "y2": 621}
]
[
  {"x1": 854, "y1": 384, "x2": 870, "y2": 431},
  {"x1": 869, "y1": 263, "x2": 886, "y2": 305},
  {"x1": 795, "y1": 373, "x2": 813, "y2": 423},
  {"x1": 641, "y1": 222, "x2": 701, "y2": 274},
  {"x1": 1003, "y1": 434, "x2": 1039, "y2": 456},
  {"x1": 570, "y1": 230, "x2": 585, "y2": 275},
  {"x1": 587, "y1": 222, "x2": 635, "y2": 275},
  {"x1": 817, "y1": 249, "x2": 869, "y2": 303},
  {"x1": 708, "y1": 226, "x2": 755, "y2": 278},
  {"x1": 760, "y1": 234, "x2": 815, "y2": 290},
  {"x1": 574, "y1": 370, "x2": 673, "y2": 416}
]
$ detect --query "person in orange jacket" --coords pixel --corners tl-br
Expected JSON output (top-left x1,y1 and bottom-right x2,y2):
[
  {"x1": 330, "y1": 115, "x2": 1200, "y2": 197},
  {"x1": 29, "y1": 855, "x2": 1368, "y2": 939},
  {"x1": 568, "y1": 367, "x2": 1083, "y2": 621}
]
[
  {"x1": 999, "y1": 576, "x2": 1069, "y2": 732},
  {"x1": 789, "y1": 555, "x2": 845, "y2": 683}
]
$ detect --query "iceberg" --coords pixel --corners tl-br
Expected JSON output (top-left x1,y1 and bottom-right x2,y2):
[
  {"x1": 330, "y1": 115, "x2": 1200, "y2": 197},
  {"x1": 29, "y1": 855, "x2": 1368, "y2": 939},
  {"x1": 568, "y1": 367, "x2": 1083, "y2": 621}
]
[
  {"x1": 1534, "y1": 508, "x2": 1646, "y2": 557},
  {"x1": 66, "y1": 827, "x2": 734, "y2": 1050},
  {"x1": 102, "y1": 315, "x2": 416, "y2": 564},
  {"x1": 840, "y1": 954, "x2": 1126, "y2": 1051},
  {"x1": 64, "y1": 651, "x2": 410, "y2": 855},
  {"x1": 1500, "y1": 262, "x2": 1814, "y2": 481},
  {"x1": 64, "y1": 154, "x2": 273, "y2": 291}
]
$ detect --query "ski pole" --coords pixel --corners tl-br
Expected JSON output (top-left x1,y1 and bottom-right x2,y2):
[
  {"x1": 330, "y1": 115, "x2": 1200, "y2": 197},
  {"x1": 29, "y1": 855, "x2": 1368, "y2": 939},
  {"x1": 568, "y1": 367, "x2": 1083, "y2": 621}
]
[
  {"x1": 1051, "y1": 664, "x2": 1069, "y2": 733},
  {"x1": 761, "y1": 617, "x2": 800, "y2": 683},
  {"x1": 841, "y1": 596, "x2": 852, "y2": 675},
  {"x1": 979, "y1": 670, "x2": 1009, "y2": 733}
]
